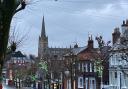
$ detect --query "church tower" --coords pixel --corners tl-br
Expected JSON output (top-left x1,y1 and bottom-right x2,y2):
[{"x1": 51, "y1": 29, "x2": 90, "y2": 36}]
[{"x1": 38, "y1": 16, "x2": 48, "y2": 58}]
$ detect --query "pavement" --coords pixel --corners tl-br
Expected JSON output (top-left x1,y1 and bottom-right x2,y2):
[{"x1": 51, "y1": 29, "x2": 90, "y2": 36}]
[
  {"x1": 2, "y1": 83, "x2": 33, "y2": 89},
  {"x1": 3, "y1": 83, "x2": 16, "y2": 89}
]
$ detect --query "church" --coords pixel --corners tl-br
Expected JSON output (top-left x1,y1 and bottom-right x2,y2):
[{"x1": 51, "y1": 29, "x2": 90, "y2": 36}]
[
  {"x1": 38, "y1": 16, "x2": 70, "y2": 89},
  {"x1": 38, "y1": 16, "x2": 109, "y2": 89},
  {"x1": 38, "y1": 16, "x2": 70, "y2": 60}
]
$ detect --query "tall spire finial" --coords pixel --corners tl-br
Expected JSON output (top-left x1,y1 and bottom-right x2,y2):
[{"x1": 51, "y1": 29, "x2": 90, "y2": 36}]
[{"x1": 41, "y1": 16, "x2": 46, "y2": 38}]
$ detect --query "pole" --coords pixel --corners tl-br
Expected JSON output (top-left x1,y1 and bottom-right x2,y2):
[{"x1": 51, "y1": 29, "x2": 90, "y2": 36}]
[
  {"x1": 70, "y1": 57, "x2": 73, "y2": 89},
  {"x1": 71, "y1": 59, "x2": 74, "y2": 89},
  {"x1": 120, "y1": 73, "x2": 121, "y2": 89},
  {"x1": 101, "y1": 76, "x2": 102, "y2": 89},
  {"x1": 83, "y1": 74, "x2": 85, "y2": 89},
  {"x1": 100, "y1": 66, "x2": 103, "y2": 89}
]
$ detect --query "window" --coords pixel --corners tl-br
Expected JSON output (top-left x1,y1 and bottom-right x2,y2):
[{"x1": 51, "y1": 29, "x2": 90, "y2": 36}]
[
  {"x1": 82, "y1": 63, "x2": 84, "y2": 72},
  {"x1": 82, "y1": 63, "x2": 88, "y2": 72},
  {"x1": 111, "y1": 55, "x2": 117, "y2": 66},
  {"x1": 83, "y1": 63, "x2": 86, "y2": 72},
  {"x1": 115, "y1": 72, "x2": 117, "y2": 78},
  {"x1": 110, "y1": 56, "x2": 113, "y2": 65},
  {"x1": 78, "y1": 77, "x2": 83, "y2": 88},
  {"x1": 85, "y1": 78, "x2": 88, "y2": 89},
  {"x1": 115, "y1": 55, "x2": 117, "y2": 65},
  {"x1": 54, "y1": 55, "x2": 58, "y2": 58},
  {"x1": 80, "y1": 78, "x2": 83, "y2": 86},
  {"x1": 90, "y1": 63, "x2": 92, "y2": 72},
  {"x1": 94, "y1": 65, "x2": 96, "y2": 72},
  {"x1": 18, "y1": 57, "x2": 21, "y2": 60},
  {"x1": 92, "y1": 80, "x2": 95, "y2": 89},
  {"x1": 86, "y1": 63, "x2": 88, "y2": 72},
  {"x1": 22, "y1": 60, "x2": 24, "y2": 64},
  {"x1": 78, "y1": 63, "x2": 80, "y2": 70},
  {"x1": 14, "y1": 60, "x2": 16, "y2": 63}
]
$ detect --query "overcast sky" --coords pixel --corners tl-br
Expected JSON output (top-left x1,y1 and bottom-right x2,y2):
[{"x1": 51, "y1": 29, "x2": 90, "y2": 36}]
[{"x1": 11, "y1": 0, "x2": 128, "y2": 56}]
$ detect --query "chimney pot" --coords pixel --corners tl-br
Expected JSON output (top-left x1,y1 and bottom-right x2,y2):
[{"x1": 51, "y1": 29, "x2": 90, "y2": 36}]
[
  {"x1": 112, "y1": 28, "x2": 120, "y2": 45},
  {"x1": 123, "y1": 20, "x2": 125, "y2": 25},
  {"x1": 126, "y1": 19, "x2": 128, "y2": 25}
]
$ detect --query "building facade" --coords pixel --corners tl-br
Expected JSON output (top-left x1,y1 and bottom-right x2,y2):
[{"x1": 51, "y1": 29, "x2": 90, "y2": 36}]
[
  {"x1": 64, "y1": 35, "x2": 110, "y2": 89},
  {"x1": 76, "y1": 36, "x2": 101, "y2": 89},
  {"x1": 109, "y1": 20, "x2": 128, "y2": 89}
]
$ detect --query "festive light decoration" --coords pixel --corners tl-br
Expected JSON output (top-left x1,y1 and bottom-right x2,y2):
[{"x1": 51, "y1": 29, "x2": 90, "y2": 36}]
[
  {"x1": 38, "y1": 60, "x2": 48, "y2": 72},
  {"x1": 94, "y1": 59, "x2": 103, "y2": 77}
]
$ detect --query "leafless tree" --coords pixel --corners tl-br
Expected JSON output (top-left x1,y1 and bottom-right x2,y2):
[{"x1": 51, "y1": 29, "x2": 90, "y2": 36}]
[
  {"x1": 8, "y1": 27, "x2": 29, "y2": 52},
  {"x1": 95, "y1": 35, "x2": 128, "y2": 77}
]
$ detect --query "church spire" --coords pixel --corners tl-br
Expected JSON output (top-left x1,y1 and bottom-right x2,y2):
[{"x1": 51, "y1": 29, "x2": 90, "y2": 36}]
[{"x1": 41, "y1": 16, "x2": 46, "y2": 38}]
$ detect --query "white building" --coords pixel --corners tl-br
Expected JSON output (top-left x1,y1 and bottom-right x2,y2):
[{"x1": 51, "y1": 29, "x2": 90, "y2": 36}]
[{"x1": 109, "y1": 20, "x2": 128, "y2": 89}]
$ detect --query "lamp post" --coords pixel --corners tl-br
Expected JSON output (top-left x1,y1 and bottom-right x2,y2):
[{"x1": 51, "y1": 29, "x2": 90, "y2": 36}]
[
  {"x1": 83, "y1": 72, "x2": 85, "y2": 89},
  {"x1": 45, "y1": 73, "x2": 51, "y2": 89},
  {"x1": 64, "y1": 70, "x2": 70, "y2": 89},
  {"x1": 64, "y1": 51, "x2": 77, "y2": 89},
  {"x1": 48, "y1": 74, "x2": 51, "y2": 89}
]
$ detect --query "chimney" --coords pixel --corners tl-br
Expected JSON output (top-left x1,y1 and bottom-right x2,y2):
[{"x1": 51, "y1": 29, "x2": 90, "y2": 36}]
[
  {"x1": 122, "y1": 20, "x2": 128, "y2": 26},
  {"x1": 126, "y1": 19, "x2": 128, "y2": 25},
  {"x1": 87, "y1": 35, "x2": 93, "y2": 49},
  {"x1": 74, "y1": 43, "x2": 78, "y2": 48},
  {"x1": 112, "y1": 27, "x2": 120, "y2": 44}
]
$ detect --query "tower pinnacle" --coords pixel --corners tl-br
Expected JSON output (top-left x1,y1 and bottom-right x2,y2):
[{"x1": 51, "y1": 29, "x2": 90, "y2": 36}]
[{"x1": 41, "y1": 16, "x2": 46, "y2": 38}]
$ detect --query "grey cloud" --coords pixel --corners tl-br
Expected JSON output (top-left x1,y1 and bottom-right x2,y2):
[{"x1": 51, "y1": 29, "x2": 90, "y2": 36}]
[{"x1": 11, "y1": 0, "x2": 128, "y2": 56}]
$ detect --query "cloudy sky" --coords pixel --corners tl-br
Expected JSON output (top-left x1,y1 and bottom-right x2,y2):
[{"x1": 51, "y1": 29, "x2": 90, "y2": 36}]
[{"x1": 11, "y1": 0, "x2": 128, "y2": 56}]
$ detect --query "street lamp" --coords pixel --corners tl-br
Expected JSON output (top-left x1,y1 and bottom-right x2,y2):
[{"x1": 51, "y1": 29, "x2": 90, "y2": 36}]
[
  {"x1": 47, "y1": 73, "x2": 51, "y2": 89},
  {"x1": 64, "y1": 70, "x2": 70, "y2": 77},
  {"x1": 64, "y1": 50, "x2": 77, "y2": 89},
  {"x1": 44, "y1": 73, "x2": 51, "y2": 89},
  {"x1": 64, "y1": 70, "x2": 70, "y2": 89}
]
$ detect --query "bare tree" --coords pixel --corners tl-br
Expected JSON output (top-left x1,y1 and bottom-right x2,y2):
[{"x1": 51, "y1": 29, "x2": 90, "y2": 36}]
[
  {"x1": 0, "y1": 0, "x2": 58, "y2": 87},
  {"x1": 0, "y1": 0, "x2": 29, "y2": 87},
  {"x1": 8, "y1": 27, "x2": 29, "y2": 52},
  {"x1": 95, "y1": 35, "x2": 111, "y2": 86},
  {"x1": 95, "y1": 35, "x2": 128, "y2": 82}
]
